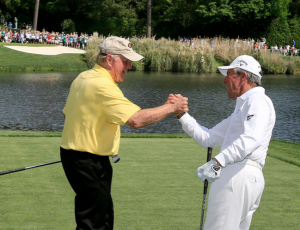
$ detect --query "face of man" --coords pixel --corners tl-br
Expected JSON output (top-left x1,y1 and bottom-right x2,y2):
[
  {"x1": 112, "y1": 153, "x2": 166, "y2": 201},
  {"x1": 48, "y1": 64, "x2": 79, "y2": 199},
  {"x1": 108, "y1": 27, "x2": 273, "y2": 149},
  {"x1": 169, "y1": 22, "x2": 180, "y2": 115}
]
[
  {"x1": 110, "y1": 55, "x2": 132, "y2": 82},
  {"x1": 222, "y1": 69, "x2": 244, "y2": 100}
]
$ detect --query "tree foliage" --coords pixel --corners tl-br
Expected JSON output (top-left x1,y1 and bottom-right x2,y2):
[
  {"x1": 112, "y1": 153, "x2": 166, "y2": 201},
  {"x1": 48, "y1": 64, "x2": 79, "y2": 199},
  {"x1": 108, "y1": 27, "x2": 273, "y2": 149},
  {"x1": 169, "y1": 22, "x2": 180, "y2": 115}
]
[
  {"x1": 0, "y1": 0, "x2": 299, "y2": 45},
  {"x1": 61, "y1": 19, "x2": 76, "y2": 34},
  {"x1": 267, "y1": 16, "x2": 292, "y2": 46}
]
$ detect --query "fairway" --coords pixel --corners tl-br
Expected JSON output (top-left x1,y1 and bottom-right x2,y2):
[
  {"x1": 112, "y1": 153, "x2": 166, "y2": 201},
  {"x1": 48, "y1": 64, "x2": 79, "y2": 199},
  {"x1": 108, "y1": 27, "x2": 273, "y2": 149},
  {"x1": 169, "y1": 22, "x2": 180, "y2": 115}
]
[{"x1": 0, "y1": 132, "x2": 299, "y2": 229}]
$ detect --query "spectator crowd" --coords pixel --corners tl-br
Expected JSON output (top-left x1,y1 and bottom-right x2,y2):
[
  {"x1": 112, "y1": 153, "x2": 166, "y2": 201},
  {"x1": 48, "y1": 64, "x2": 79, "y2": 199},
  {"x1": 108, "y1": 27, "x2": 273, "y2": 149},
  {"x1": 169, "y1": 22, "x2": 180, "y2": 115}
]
[
  {"x1": 0, "y1": 28, "x2": 91, "y2": 49},
  {"x1": 0, "y1": 24, "x2": 298, "y2": 56}
]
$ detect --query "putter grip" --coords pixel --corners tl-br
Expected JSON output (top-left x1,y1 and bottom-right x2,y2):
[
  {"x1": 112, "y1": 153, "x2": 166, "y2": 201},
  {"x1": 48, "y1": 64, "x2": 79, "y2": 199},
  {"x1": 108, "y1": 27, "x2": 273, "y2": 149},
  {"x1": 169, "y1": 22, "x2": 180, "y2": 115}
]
[
  {"x1": 0, "y1": 167, "x2": 25, "y2": 175},
  {"x1": 207, "y1": 147, "x2": 213, "y2": 162}
]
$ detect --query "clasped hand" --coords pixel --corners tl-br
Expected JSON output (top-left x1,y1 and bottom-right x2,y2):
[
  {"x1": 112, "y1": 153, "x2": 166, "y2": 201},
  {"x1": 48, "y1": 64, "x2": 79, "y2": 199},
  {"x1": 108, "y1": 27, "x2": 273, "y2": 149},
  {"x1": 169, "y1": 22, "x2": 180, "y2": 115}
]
[{"x1": 165, "y1": 94, "x2": 189, "y2": 116}]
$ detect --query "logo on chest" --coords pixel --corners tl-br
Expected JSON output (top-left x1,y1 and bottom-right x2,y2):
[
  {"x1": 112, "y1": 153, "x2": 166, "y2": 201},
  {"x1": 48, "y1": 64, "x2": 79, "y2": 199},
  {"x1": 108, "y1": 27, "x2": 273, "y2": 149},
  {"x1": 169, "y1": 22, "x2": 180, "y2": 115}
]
[{"x1": 247, "y1": 115, "x2": 254, "y2": 121}]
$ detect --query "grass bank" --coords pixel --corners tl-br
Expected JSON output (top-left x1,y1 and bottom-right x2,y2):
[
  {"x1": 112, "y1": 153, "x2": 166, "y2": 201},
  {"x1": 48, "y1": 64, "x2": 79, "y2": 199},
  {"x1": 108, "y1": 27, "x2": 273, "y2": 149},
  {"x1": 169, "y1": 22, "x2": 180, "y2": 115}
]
[
  {"x1": 0, "y1": 43, "x2": 88, "y2": 72},
  {"x1": 86, "y1": 38, "x2": 300, "y2": 75},
  {"x1": 0, "y1": 131, "x2": 299, "y2": 229}
]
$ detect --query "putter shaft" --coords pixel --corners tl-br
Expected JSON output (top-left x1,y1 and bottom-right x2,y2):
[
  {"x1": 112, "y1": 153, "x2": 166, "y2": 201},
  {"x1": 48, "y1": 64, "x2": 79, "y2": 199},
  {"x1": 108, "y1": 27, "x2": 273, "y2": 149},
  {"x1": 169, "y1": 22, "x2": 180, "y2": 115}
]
[{"x1": 200, "y1": 147, "x2": 213, "y2": 230}]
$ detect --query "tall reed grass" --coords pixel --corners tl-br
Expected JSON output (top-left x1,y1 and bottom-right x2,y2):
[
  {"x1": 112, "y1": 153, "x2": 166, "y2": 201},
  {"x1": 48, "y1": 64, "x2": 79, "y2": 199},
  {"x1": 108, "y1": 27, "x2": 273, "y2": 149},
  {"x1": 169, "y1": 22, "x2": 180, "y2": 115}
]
[
  {"x1": 256, "y1": 52, "x2": 296, "y2": 74},
  {"x1": 86, "y1": 37, "x2": 297, "y2": 74}
]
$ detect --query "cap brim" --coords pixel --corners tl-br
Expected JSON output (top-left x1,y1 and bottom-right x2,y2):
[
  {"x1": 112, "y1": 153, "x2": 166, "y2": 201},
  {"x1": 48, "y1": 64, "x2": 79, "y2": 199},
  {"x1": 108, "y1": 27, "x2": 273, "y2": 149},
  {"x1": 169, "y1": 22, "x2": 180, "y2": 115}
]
[
  {"x1": 217, "y1": 66, "x2": 234, "y2": 76},
  {"x1": 218, "y1": 66, "x2": 262, "y2": 79},
  {"x1": 122, "y1": 51, "x2": 144, "y2": 61}
]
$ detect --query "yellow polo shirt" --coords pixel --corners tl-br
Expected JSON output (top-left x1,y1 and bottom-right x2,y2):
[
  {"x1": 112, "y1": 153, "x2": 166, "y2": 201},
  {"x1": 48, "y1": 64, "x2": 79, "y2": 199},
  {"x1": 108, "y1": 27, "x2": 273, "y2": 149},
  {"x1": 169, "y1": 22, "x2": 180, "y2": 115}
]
[{"x1": 61, "y1": 64, "x2": 141, "y2": 156}]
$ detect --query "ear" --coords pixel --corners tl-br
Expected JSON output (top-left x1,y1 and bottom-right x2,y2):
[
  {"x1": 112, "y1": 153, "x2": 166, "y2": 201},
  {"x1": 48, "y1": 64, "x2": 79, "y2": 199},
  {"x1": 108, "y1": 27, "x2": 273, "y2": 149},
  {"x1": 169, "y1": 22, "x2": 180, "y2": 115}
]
[
  {"x1": 106, "y1": 54, "x2": 114, "y2": 67},
  {"x1": 240, "y1": 72, "x2": 247, "y2": 82}
]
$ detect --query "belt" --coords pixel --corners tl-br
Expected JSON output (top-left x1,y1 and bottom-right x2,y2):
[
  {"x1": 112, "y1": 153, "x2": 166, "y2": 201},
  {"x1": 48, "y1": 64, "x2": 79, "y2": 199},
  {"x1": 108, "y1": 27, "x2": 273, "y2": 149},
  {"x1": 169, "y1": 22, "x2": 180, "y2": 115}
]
[{"x1": 237, "y1": 159, "x2": 263, "y2": 171}]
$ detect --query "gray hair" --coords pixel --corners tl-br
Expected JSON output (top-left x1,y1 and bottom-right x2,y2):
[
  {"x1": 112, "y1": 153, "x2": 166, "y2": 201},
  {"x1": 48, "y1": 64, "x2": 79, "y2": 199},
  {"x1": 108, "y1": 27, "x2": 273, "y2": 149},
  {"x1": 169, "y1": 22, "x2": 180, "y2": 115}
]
[
  {"x1": 96, "y1": 53, "x2": 119, "y2": 66},
  {"x1": 233, "y1": 68, "x2": 262, "y2": 86}
]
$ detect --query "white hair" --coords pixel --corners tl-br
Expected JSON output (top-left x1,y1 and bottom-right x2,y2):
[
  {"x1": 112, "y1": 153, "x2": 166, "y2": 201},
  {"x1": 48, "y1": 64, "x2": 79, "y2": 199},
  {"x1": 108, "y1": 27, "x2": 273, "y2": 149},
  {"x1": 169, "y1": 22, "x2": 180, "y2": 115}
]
[
  {"x1": 233, "y1": 68, "x2": 262, "y2": 86},
  {"x1": 97, "y1": 53, "x2": 120, "y2": 65}
]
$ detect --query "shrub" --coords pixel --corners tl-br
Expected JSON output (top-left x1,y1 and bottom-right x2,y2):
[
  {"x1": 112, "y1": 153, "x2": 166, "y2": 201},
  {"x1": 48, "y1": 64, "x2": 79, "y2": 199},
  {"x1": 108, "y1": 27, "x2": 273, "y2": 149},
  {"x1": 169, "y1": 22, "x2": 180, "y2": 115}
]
[
  {"x1": 85, "y1": 38, "x2": 103, "y2": 69},
  {"x1": 61, "y1": 19, "x2": 76, "y2": 34},
  {"x1": 257, "y1": 52, "x2": 295, "y2": 74}
]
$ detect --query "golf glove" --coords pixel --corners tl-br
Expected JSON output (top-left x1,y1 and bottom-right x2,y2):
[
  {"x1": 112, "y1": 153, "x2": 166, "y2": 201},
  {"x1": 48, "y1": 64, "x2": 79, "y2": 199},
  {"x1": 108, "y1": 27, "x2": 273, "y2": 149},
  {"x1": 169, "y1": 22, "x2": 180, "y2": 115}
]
[{"x1": 195, "y1": 159, "x2": 222, "y2": 183}]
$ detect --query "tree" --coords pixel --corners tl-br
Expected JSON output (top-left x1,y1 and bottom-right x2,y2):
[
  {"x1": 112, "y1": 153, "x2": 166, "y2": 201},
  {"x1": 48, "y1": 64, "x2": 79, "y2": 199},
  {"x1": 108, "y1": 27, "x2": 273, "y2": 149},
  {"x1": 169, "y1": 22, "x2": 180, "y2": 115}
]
[
  {"x1": 33, "y1": 0, "x2": 39, "y2": 31},
  {"x1": 266, "y1": 16, "x2": 291, "y2": 46},
  {"x1": 146, "y1": 0, "x2": 151, "y2": 38}
]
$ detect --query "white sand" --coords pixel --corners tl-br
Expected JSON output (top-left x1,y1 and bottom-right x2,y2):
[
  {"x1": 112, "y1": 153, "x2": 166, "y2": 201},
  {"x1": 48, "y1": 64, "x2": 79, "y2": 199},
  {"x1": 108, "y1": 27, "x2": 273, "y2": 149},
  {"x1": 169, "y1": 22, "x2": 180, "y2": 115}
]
[{"x1": 4, "y1": 45, "x2": 86, "y2": 55}]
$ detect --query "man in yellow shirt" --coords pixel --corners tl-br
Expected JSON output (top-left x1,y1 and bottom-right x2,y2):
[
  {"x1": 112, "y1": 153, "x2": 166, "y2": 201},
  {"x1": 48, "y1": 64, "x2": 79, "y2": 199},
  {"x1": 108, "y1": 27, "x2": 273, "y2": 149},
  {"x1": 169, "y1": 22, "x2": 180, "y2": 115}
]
[{"x1": 60, "y1": 36, "x2": 188, "y2": 230}]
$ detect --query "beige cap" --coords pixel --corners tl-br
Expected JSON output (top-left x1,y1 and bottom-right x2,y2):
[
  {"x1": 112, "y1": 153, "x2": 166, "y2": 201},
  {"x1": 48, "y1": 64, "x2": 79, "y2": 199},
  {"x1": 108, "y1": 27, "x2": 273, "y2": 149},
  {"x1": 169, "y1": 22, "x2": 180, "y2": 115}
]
[{"x1": 99, "y1": 36, "x2": 144, "y2": 61}]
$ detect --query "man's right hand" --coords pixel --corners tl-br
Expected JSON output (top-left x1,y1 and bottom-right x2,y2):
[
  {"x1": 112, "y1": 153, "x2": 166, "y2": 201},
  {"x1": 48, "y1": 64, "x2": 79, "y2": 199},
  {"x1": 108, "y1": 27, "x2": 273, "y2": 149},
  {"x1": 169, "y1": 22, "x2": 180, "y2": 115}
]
[
  {"x1": 165, "y1": 94, "x2": 188, "y2": 117},
  {"x1": 165, "y1": 94, "x2": 179, "y2": 104}
]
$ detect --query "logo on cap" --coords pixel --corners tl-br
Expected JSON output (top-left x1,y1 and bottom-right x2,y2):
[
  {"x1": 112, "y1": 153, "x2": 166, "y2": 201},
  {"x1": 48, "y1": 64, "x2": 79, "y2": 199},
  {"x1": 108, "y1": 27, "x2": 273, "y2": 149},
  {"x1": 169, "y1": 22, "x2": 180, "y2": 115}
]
[
  {"x1": 237, "y1": 60, "x2": 248, "y2": 66},
  {"x1": 128, "y1": 43, "x2": 132, "y2": 48}
]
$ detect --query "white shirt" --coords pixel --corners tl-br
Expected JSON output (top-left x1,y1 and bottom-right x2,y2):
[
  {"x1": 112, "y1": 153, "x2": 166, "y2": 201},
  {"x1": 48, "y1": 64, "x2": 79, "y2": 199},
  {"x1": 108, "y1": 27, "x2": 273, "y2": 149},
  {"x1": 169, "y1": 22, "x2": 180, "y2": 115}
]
[{"x1": 179, "y1": 87, "x2": 276, "y2": 168}]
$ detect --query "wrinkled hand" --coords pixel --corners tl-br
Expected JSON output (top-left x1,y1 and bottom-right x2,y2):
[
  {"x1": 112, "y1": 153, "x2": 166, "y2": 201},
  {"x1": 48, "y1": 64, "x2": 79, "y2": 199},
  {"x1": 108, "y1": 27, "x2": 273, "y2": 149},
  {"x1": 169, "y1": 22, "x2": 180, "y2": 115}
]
[
  {"x1": 173, "y1": 95, "x2": 188, "y2": 115},
  {"x1": 195, "y1": 159, "x2": 222, "y2": 183},
  {"x1": 165, "y1": 94, "x2": 181, "y2": 104},
  {"x1": 165, "y1": 94, "x2": 188, "y2": 116}
]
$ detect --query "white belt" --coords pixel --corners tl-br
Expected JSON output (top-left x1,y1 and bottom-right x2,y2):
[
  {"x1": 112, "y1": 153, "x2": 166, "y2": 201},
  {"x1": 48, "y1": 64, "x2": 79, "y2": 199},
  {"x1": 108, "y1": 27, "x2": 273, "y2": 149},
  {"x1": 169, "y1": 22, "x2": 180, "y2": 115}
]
[{"x1": 237, "y1": 159, "x2": 263, "y2": 171}]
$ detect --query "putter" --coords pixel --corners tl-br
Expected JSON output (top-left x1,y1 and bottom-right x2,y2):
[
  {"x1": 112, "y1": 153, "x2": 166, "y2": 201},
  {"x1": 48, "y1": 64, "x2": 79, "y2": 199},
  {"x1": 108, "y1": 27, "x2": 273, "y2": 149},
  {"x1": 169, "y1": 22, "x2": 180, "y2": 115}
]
[
  {"x1": 200, "y1": 147, "x2": 213, "y2": 230},
  {"x1": 0, "y1": 161, "x2": 61, "y2": 176}
]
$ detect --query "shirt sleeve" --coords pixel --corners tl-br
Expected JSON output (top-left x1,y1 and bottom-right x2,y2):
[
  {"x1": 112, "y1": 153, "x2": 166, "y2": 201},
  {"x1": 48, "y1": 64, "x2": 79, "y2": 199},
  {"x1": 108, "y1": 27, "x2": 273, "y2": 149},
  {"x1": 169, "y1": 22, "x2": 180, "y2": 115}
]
[
  {"x1": 215, "y1": 95, "x2": 272, "y2": 167},
  {"x1": 179, "y1": 112, "x2": 231, "y2": 148},
  {"x1": 102, "y1": 85, "x2": 141, "y2": 125}
]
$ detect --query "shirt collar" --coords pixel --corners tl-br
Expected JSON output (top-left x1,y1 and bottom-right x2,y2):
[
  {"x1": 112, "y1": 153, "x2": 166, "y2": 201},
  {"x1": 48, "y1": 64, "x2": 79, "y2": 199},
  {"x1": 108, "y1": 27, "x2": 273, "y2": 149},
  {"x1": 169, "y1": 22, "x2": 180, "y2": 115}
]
[
  {"x1": 236, "y1": 87, "x2": 265, "y2": 108},
  {"x1": 239, "y1": 86, "x2": 265, "y2": 101},
  {"x1": 92, "y1": 64, "x2": 117, "y2": 85}
]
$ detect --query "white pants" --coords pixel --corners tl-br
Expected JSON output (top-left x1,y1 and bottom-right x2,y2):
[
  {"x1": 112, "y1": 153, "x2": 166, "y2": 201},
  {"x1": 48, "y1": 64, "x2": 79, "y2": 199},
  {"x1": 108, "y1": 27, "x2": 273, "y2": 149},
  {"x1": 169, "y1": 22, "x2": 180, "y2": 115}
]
[{"x1": 204, "y1": 161, "x2": 265, "y2": 230}]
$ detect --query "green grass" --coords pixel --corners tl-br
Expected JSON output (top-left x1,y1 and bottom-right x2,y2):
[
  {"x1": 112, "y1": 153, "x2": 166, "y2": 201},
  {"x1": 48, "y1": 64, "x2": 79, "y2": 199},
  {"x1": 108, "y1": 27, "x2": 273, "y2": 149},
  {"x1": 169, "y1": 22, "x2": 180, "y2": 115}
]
[
  {"x1": 0, "y1": 43, "x2": 88, "y2": 72},
  {"x1": 268, "y1": 139, "x2": 300, "y2": 167},
  {"x1": 0, "y1": 131, "x2": 299, "y2": 229}
]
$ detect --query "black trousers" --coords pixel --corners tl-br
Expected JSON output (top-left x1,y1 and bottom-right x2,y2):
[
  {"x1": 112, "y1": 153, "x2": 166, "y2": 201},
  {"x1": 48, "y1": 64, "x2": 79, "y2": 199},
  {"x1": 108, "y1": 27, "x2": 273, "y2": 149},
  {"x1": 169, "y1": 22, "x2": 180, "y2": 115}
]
[{"x1": 60, "y1": 147, "x2": 114, "y2": 230}]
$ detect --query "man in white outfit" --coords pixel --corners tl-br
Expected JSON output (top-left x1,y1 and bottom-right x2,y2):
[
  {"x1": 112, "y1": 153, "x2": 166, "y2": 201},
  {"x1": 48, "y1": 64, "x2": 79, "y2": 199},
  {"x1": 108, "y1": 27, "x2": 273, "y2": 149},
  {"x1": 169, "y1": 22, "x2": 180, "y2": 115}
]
[{"x1": 174, "y1": 55, "x2": 276, "y2": 230}]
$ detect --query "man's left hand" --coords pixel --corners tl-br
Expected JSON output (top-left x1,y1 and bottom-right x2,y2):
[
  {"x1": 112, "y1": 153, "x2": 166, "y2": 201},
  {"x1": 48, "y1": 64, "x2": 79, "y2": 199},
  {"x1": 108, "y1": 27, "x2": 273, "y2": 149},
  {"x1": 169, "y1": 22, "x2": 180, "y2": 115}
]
[{"x1": 195, "y1": 159, "x2": 223, "y2": 183}]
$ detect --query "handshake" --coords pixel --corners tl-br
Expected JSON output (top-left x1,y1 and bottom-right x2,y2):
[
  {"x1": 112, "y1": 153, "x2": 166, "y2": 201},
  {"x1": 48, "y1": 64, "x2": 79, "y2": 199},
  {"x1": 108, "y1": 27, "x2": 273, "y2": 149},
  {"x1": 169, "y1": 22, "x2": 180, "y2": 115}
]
[{"x1": 165, "y1": 94, "x2": 189, "y2": 118}]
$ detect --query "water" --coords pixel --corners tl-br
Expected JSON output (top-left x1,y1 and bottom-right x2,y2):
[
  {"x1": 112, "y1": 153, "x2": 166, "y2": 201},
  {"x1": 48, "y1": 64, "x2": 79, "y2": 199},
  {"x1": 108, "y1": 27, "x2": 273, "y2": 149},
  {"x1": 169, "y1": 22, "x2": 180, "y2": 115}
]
[{"x1": 0, "y1": 71, "x2": 299, "y2": 142}]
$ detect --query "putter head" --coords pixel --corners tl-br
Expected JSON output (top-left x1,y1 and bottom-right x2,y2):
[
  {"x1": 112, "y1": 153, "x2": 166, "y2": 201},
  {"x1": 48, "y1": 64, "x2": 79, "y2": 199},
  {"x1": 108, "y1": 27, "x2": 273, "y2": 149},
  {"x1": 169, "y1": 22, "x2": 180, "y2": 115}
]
[{"x1": 112, "y1": 155, "x2": 120, "y2": 163}]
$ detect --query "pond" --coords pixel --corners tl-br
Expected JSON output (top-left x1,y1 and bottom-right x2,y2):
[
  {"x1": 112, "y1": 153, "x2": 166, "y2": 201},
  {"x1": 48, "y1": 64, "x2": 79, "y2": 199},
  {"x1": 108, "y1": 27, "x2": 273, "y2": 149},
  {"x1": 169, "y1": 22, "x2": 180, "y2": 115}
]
[{"x1": 0, "y1": 71, "x2": 299, "y2": 142}]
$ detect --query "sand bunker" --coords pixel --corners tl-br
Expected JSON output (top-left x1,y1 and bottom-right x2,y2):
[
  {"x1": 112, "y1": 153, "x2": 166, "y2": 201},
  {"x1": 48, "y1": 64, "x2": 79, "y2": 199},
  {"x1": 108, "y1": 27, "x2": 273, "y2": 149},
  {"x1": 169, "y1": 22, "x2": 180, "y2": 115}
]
[{"x1": 4, "y1": 45, "x2": 86, "y2": 55}]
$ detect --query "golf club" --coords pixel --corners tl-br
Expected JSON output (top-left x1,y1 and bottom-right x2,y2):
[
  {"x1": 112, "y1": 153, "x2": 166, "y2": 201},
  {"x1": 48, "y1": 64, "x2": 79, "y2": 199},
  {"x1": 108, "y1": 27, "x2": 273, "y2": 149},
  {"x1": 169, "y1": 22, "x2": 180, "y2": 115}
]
[
  {"x1": 200, "y1": 147, "x2": 213, "y2": 230},
  {"x1": 0, "y1": 160, "x2": 61, "y2": 176}
]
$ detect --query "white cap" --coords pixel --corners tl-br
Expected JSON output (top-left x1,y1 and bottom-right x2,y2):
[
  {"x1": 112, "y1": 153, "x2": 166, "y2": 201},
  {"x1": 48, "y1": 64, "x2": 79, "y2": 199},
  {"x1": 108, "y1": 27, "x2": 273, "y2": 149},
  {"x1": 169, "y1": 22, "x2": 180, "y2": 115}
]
[
  {"x1": 218, "y1": 55, "x2": 262, "y2": 79},
  {"x1": 99, "y1": 36, "x2": 144, "y2": 61}
]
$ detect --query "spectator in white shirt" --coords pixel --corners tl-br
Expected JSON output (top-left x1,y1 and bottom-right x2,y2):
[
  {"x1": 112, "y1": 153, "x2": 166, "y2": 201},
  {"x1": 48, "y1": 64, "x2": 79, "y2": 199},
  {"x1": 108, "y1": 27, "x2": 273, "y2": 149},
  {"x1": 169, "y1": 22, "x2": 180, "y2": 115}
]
[{"x1": 286, "y1": 44, "x2": 290, "y2": 55}]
